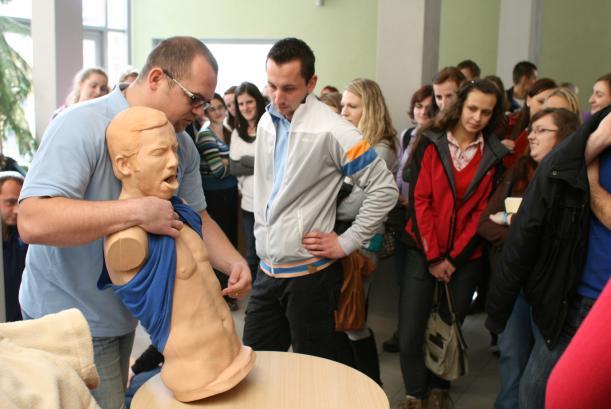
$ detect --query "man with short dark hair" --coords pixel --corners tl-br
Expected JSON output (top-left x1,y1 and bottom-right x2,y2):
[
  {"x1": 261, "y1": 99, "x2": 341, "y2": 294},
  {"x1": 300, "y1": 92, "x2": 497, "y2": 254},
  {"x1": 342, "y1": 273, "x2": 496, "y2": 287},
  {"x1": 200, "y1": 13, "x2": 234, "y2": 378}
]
[
  {"x1": 457, "y1": 59, "x2": 481, "y2": 80},
  {"x1": 507, "y1": 60, "x2": 538, "y2": 112},
  {"x1": 0, "y1": 171, "x2": 26, "y2": 322},
  {"x1": 19, "y1": 36, "x2": 251, "y2": 409},
  {"x1": 242, "y1": 37, "x2": 398, "y2": 362},
  {"x1": 432, "y1": 66, "x2": 466, "y2": 112}
]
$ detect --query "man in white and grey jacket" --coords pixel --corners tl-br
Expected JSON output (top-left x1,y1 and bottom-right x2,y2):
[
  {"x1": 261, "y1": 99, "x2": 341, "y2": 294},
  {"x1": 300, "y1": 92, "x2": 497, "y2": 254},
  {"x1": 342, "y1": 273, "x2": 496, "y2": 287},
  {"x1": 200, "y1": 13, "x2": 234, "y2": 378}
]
[{"x1": 242, "y1": 38, "x2": 398, "y2": 361}]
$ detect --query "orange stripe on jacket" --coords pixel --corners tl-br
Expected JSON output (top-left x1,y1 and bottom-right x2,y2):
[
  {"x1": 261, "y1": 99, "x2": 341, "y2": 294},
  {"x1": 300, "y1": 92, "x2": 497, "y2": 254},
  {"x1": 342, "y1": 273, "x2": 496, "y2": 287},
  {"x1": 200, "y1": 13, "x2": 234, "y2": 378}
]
[{"x1": 345, "y1": 140, "x2": 372, "y2": 161}]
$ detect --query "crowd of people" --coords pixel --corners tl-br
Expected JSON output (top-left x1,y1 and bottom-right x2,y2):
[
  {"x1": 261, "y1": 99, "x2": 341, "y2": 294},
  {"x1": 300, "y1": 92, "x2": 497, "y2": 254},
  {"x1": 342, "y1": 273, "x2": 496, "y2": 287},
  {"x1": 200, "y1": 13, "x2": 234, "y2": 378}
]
[{"x1": 2, "y1": 35, "x2": 610, "y2": 409}]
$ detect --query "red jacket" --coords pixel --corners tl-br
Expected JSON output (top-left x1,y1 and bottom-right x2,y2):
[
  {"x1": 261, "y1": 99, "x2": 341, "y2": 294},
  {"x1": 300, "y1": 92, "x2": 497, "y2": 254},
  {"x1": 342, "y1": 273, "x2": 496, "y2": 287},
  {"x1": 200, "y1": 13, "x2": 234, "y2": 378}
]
[{"x1": 405, "y1": 130, "x2": 508, "y2": 267}]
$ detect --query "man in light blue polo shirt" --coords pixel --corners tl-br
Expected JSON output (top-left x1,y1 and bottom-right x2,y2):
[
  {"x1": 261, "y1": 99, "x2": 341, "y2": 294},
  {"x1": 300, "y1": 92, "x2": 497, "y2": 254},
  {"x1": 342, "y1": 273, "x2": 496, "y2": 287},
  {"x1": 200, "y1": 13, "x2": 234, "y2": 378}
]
[{"x1": 18, "y1": 36, "x2": 251, "y2": 409}]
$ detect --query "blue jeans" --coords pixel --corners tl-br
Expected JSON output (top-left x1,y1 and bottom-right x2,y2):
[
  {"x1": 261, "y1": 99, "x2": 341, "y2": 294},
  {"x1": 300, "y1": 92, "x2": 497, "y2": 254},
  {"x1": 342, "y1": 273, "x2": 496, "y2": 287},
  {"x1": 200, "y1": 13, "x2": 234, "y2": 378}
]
[
  {"x1": 91, "y1": 331, "x2": 136, "y2": 409},
  {"x1": 495, "y1": 293, "x2": 534, "y2": 409},
  {"x1": 518, "y1": 296, "x2": 594, "y2": 409}
]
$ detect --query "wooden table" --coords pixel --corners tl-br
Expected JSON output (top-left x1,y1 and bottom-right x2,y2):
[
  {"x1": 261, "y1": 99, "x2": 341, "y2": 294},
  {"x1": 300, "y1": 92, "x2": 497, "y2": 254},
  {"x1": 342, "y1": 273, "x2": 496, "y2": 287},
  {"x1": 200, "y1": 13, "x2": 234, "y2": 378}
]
[{"x1": 132, "y1": 351, "x2": 389, "y2": 409}]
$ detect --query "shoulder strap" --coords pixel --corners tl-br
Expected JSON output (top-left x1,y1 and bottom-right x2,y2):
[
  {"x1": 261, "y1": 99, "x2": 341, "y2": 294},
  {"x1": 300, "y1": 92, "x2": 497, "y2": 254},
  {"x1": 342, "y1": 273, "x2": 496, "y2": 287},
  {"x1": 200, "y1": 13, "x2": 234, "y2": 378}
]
[{"x1": 401, "y1": 128, "x2": 414, "y2": 152}]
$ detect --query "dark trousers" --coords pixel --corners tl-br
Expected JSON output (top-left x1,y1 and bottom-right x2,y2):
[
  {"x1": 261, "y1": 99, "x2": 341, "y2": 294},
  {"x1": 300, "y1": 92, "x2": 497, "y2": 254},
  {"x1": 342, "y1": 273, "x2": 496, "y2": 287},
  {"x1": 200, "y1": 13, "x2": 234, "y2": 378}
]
[
  {"x1": 205, "y1": 186, "x2": 239, "y2": 289},
  {"x1": 205, "y1": 186, "x2": 239, "y2": 246},
  {"x1": 241, "y1": 210, "x2": 260, "y2": 279},
  {"x1": 242, "y1": 262, "x2": 344, "y2": 361},
  {"x1": 398, "y1": 248, "x2": 483, "y2": 399}
]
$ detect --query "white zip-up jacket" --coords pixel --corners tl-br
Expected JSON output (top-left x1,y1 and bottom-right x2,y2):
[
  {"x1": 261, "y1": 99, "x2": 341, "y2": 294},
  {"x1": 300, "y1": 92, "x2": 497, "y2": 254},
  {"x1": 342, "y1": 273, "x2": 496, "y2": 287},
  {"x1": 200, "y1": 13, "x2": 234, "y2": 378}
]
[{"x1": 254, "y1": 94, "x2": 399, "y2": 278}]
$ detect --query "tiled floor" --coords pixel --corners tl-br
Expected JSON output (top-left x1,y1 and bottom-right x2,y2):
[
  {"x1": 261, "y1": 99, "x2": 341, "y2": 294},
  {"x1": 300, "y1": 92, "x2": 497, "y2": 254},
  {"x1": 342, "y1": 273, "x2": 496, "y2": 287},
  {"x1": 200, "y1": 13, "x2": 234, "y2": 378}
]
[{"x1": 132, "y1": 254, "x2": 500, "y2": 408}]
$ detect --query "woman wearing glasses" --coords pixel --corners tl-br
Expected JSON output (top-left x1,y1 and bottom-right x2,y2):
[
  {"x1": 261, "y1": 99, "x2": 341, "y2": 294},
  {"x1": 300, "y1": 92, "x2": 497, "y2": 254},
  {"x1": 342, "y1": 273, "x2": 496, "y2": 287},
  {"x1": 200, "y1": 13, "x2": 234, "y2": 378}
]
[
  {"x1": 230, "y1": 82, "x2": 267, "y2": 280},
  {"x1": 195, "y1": 93, "x2": 239, "y2": 309},
  {"x1": 478, "y1": 108, "x2": 580, "y2": 409},
  {"x1": 502, "y1": 78, "x2": 557, "y2": 168}
]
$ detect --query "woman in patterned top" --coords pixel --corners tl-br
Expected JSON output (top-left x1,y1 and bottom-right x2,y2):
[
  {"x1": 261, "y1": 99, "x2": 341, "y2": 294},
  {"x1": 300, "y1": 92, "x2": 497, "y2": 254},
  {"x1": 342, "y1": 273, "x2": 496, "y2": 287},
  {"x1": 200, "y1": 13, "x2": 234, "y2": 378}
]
[{"x1": 195, "y1": 93, "x2": 240, "y2": 310}]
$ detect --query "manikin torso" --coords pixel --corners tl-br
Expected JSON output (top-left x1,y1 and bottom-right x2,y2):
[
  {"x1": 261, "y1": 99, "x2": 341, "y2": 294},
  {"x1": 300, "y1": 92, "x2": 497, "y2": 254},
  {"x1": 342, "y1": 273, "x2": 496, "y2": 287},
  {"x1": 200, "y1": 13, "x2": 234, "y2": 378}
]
[{"x1": 103, "y1": 106, "x2": 254, "y2": 402}]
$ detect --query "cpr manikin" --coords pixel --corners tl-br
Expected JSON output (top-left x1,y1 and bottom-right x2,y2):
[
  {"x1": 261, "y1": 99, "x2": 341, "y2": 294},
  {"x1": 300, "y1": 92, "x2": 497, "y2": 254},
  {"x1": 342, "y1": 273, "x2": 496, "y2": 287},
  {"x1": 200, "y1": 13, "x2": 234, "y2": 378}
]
[{"x1": 99, "y1": 106, "x2": 255, "y2": 402}]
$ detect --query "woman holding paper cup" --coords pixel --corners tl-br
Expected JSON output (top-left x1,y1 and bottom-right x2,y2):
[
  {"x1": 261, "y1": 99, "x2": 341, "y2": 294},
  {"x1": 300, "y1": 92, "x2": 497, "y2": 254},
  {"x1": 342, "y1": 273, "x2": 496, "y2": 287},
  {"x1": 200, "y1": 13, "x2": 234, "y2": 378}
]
[{"x1": 477, "y1": 107, "x2": 580, "y2": 409}]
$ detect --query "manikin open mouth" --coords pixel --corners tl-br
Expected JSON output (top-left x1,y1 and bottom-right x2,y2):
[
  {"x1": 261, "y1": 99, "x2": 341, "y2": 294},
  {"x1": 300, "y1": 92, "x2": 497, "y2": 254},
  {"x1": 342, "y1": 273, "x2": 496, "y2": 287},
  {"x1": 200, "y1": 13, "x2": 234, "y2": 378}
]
[{"x1": 164, "y1": 175, "x2": 178, "y2": 185}]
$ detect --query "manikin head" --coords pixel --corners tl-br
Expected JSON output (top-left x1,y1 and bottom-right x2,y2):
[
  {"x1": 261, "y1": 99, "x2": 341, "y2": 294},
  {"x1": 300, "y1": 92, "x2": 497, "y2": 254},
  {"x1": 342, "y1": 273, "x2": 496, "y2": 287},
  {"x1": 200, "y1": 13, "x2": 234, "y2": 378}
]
[{"x1": 106, "y1": 106, "x2": 179, "y2": 199}]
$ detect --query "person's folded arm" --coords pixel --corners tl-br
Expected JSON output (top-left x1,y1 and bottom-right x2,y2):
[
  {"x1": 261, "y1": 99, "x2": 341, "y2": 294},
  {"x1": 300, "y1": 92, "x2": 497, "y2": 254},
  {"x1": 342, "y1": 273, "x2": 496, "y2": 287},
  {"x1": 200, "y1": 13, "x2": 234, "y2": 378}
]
[
  {"x1": 229, "y1": 156, "x2": 254, "y2": 176},
  {"x1": 18, "y1": 196, "x2": 183, "y2": 247},
  {"x1": 195, "y1": 131, "x2": 229, "y2": 179},
  {"x1": 585, "y1": 112, "x2": 611, "y2": 164}
]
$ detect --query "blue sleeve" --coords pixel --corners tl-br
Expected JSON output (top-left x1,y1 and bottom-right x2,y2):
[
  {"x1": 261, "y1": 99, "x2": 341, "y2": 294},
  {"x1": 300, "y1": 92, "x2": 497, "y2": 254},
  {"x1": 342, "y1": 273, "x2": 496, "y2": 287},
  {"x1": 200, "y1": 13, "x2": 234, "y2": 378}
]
[
  {"x1": 176, "y1": 131, "x2": 206, "y2": 212},
  {"x1": 20, "y1": 107, "x2": 109, "y2": 201}
]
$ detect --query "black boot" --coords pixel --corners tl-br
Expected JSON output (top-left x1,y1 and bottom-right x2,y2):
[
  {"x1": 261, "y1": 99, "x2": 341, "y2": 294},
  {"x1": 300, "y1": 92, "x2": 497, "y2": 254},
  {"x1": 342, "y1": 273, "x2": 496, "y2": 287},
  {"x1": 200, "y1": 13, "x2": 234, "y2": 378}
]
[
  {"x1": 350, "y1": 329, "x2": 382, "y2": 386},
  {"x1": 334, "y1": 331, "x2": 357, "y2": 368}
]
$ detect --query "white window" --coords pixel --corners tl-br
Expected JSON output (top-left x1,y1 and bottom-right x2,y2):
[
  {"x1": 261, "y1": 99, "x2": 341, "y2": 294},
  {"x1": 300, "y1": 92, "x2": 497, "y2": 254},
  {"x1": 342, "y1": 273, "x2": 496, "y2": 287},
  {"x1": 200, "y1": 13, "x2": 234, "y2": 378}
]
[
  {"x1": 0, "y1": 0, "x2": 130, "y2": 164},
  {"x1": 200, "y1": 40, "x2": 275, "y2": 95}
]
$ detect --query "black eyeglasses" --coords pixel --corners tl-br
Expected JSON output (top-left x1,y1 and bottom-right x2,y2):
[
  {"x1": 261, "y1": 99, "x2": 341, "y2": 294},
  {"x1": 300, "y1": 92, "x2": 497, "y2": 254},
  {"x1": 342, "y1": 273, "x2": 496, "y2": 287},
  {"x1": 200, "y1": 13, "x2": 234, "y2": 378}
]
[
  {"x1": 162, "y1": 69, "x2": 210, "y2": 110},
  {"x1": 527, "y1": 126, "x2": 559, "y2": 135}
]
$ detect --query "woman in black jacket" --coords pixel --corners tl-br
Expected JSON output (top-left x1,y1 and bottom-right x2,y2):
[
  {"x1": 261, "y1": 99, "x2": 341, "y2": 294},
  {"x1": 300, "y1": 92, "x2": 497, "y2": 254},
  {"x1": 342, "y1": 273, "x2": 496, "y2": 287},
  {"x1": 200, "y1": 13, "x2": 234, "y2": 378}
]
[
  {"x1": 478, "y1": 108, "x2": 580, "y2": 409},
  {"x1": 485, "y1": 106, "x2": 611, "y2": 409}
]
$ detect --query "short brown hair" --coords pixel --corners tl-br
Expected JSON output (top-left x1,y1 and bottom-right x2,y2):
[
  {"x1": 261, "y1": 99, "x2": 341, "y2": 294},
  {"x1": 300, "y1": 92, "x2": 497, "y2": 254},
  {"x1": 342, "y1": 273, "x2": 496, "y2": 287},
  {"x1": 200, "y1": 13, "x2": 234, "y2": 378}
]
[
  {"x1": 140, "y1": 36, "x2": 218, "y2": 81},
  {"x1": 433, "y1": 66, "x2": 466, "y2": 87},
  {"x1": 408, "y1": 85, "x2": 433, "y2": 120}
]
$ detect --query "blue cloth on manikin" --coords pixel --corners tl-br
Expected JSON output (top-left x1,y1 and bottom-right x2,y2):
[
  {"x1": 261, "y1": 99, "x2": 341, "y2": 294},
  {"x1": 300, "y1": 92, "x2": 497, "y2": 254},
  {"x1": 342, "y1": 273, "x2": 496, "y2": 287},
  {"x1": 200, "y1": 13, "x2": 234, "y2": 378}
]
[{"x1": 98, "y1": 197, "x2": 202, "y2": 352}]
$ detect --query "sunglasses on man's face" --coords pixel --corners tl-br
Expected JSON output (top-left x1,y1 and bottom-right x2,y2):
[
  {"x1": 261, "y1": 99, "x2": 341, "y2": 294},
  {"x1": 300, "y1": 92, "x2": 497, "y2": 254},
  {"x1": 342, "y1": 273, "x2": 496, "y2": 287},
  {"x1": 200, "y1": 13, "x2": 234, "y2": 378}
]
[{"x1": 162, "y1": 69, "x2": 210, "y2": 110}]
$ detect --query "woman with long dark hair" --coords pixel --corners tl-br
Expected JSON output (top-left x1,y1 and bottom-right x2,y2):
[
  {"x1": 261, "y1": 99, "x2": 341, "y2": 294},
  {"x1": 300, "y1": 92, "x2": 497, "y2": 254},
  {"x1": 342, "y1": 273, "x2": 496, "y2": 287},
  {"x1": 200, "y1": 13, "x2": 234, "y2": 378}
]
[
  {"x1": 229, "y1": 82, "x2": 266, "y2": 279},
  {"x1": 399, "y1": 79, "x2": 509, "y2": 409}
]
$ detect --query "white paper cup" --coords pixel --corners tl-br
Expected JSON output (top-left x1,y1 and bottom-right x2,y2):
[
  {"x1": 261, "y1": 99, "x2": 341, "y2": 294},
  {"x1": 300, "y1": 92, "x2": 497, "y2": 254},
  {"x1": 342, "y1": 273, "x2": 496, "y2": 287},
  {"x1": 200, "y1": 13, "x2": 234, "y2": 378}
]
[{"x1": 504, "y1": 197, "x2": 522, "y2": 214}]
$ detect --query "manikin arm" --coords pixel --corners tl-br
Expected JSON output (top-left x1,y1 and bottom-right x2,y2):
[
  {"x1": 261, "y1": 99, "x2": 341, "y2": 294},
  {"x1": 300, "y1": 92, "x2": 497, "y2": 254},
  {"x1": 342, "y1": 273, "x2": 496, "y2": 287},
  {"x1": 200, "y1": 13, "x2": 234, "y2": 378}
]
[
  {"x1": 18, "y1": 196, "x2": 183, "y2": 246},
  {"x1": 104, "y1": 226, "x2": 148, "y2": 285}
]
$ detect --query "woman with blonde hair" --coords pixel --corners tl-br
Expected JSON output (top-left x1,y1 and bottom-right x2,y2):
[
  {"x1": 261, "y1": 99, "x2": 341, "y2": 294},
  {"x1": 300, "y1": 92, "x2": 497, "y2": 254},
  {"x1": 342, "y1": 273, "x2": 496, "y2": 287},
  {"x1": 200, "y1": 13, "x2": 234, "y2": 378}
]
[
  {"x1": 336, "y1": 78, "x2": 399, "y2": 385},
  {"x1": 66, "y1": 67, "x2": 109, "y2": 105},
  {"x1": 544, "y1": 87, "x2": 582, "y2": 120},
  {"x1": 52, "y1": 67, "x2": 109, "y2": 119},
  {"x1": 342, "y1": 78, "x2": 399, "y2": 155}
]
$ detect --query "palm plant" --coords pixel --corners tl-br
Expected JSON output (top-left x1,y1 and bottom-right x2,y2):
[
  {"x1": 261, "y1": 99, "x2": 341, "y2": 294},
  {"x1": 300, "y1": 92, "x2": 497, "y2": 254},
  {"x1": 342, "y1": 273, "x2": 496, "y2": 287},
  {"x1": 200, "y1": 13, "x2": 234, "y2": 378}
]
[{"x1": 0, "y1": 0, "x2": 36, "y2": 157}]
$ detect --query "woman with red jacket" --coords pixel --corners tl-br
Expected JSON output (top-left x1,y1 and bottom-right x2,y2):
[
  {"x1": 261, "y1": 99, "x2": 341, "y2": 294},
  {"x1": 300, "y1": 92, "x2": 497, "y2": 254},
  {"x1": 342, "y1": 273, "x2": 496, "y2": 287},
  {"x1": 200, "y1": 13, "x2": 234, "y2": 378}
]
[{"x1": 398, "y1": 80, "x2": 509, "y2": 409}]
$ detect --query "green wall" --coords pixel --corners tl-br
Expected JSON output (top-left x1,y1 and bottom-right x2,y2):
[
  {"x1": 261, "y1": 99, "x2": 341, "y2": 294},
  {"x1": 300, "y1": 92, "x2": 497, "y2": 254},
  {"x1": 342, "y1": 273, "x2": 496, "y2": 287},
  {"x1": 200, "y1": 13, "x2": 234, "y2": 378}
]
[
  {"x1": 540, "y1": 0, "x2": 611, "y2": 110},
  {"x1": 438, "y1": 0, "x2": 500, "y2": 76},
  {"x1": 131, "y1": 0, "x2": 610, "y2": 111},
  {"x1": 130, "y1": 0, "x2": 377, "y2": 94}
]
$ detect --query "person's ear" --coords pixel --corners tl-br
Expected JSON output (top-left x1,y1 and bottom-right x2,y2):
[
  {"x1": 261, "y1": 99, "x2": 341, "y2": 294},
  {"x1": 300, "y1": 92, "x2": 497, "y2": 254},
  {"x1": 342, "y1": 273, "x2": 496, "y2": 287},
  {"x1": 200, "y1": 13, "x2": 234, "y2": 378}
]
[
  {"x1": 306, "y1": 74, "x2": 318, "y2": 95},
  {"x1": 114, "y1": 155, "x2": 134, "y2": 179},
  {"x1": 147, "y1": 67, "x2": 165, "y2": 91}
]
